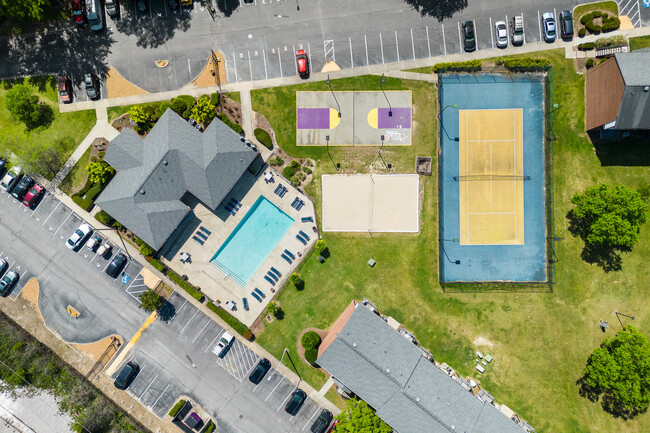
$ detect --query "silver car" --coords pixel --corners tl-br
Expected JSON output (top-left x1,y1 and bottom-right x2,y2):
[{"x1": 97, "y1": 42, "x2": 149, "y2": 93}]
[
  {"x1": 494, "y1": 21, "x2": 508, "y2": 48},
  {"x1": 542, "y1": 12, "x2": 556, "y2": 42}
]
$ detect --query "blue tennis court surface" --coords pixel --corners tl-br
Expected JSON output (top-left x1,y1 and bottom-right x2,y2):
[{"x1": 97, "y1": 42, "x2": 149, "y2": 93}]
[{"x1": 438, "y1": 74, "x2": 547, "y2": 283}]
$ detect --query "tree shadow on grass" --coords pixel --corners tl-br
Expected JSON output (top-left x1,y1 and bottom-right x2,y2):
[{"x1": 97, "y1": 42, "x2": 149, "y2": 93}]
[
  {"x1": 567, "y1": 209, "x2": 626, "y2": 272},
  {"x1": 577, "y1": 375, "x2": 648, "y2": 420}
]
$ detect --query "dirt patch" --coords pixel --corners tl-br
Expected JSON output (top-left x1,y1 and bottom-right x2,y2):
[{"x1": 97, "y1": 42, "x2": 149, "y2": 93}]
[
  {"x1": 72, "y1": 335, "x2": 123, "y2": 362},
  {"x1": 111, "y1": 113, "x2": 136, "y2": 133},
  {"x1": 106, "y1": 67, "x2": 149, "y2": 98},
  {"x1": 473, "y1": 336, "x2": 494, "y2": 349},
  {"x1": 19, "y1": 278, "x2": 43, "y2": 321},
  {"x1": 187, "y1": 52, "x2": 227, "y2": 88},
  {"x1": 297, "y1": 328, "x2": 329, "y2": 368}
]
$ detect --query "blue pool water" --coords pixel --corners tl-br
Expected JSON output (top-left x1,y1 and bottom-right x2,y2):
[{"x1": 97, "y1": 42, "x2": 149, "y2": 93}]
[{"x1": 210, "y1": 196, "x2": 294, "y2": 286}]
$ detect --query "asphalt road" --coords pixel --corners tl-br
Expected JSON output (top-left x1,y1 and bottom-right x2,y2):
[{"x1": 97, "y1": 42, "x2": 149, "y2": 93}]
[
  {"x1": 0, "y1": 189, "x2": 325, "y2": 432},
  {"x1": 0, "y1": 0, "x2": 646, "y2": 95}
]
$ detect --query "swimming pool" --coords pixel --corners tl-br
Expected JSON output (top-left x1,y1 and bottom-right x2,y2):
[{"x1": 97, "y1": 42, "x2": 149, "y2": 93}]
[{"x1": 210, "y1": 196, "x2": 294, "y2": 286}]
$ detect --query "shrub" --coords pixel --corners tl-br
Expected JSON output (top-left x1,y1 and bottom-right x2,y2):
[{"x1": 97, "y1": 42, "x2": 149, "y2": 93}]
[
  {"x1": 181, "y1": 108, "x2": 192, "y2": 120},
  {"x1": 290, "y1": 176, "x2": 301, "y2": 186},
  {"x1": 139, "y1": 290, "x2": 164, "y2": 312},
  {"x1": 592, "y1": 11, "x2": 602, "y2": 18},
  {"x1": 217, "y1": 113, "x2": 243, "y2": 134},
  {"x1": 170, "y1": 98, "x2": 187, "y2": 115},
  {"x1": 289, "y1": 273, "x2": 304, "y2": 290},
  {"x1": 579, "y1": 28, "x2": 586, "y2": 37},
  {"x1": 497, "y1": 57, "x2": 551, "y2": 72},
  {"x1": 128, "y1": 105, "x2": 150, "y2": 125},
  {"x1": 158, "y1": 101, "x2": 171, "y2": 114},
  {"x1": 602, "y1": 17, "x2": 620, "y2": 32},
  {"x1": 72, "y1": 194, "x2": 93, "y2": 211},
  {"x1": 295, "y1": 171, "x2": 306, "y2": 181},
  {"x1": 283, "y1": 160, "x2": 301, "y2": 178},
  {"x1": 432, "y1": 60, "x2": 481, "y2": 73},
  {"x1": 95, "y1": 210, "x2": 115, "y2": 226},
  {"x1": 86, "y1": 161, "x2": 113, "y2": 185},
  {"x1": 586, "y1": 59, "x2": 595, "y2": 69},
  {"x1": 210, "y1": 92, "x2": 220, "y2": 106},
  {"x1": 315, "y1": 240, "x2": 328, "y2": 256},
  {"x1": 147, "y1": 257, "x2": 167, "y2": 273},
  {"x1": 168, "y1": 400, "x2": 186, "y2": 418},
  {"x1": 191, "y1": 97, "x2": 216, "y2": 124},
  {"x1": 166, "y1": 270, "x2": 204, "y2": 302},
  {"x1": 578, "y1": 42, "x2": 595, "y2": 51},
  {"x1": 254, "y1": 128, "x2": 273, "y2": 149},
  {"x1": 303, "y1": 166, "x2": 312, "y2": 174},
  {"x1": 140, "y1": 243, "x2": 155, "y2": 257},
  {"x1": 269, "y1": 156, "x2": 284, "y2": 167},
  {"x1": 304, "y1": 348, "x2": 318, "y2": 365},
  {"x1": 203, "y1": 420, "x2": 215, "y2": 433},
  {"x1": 580, "y1": 13, "x2": 590, "y2": 25},
  {"x1": 77, "y1": 178, "x2": 94, "y2": 196},
  {"x1": 206, "y1": 301, "x2": 253, "y2": 339},
  {"x1": 301, "y1": 331, "x2": 321, "y2": 349},
  {"x1": 175, "y1": 95, "x2": 197, "y2": 110}
]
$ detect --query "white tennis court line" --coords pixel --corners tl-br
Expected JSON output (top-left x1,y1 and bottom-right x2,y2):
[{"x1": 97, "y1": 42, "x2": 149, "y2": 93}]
[
  {"x1": 514, "y1": 109, "x2": 518, "y2": 242},
  {"x1": 468, "y1": 212, "x2": 516, "y2": 215}
]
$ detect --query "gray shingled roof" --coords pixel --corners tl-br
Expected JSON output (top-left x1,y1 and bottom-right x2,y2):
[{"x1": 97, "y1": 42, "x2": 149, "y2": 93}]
[
  {"x1": 317, "y1": 305, "x2": 525, "y2": 433},
  {"x1": 614, "y1": 52, "x2": 650, "y2": 130},
  {"x1": 96, "y1": 109, "x2": 257, "y2": 250}
]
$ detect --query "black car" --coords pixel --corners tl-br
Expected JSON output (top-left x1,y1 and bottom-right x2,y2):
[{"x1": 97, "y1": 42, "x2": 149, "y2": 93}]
[
  {"x1": 105, "y1": 0, "x2": 119, "y2": 18},
  {"x1": 0, "y1": 271, "x2": 19, "y2": 297},
  {"x1": 249, "y1": 358, "x2": 271, "y2": 384},
  {"x1": 137, "y1": 0, "x2": 148, "y2": 13},
  {"x1": 168, "y1": 0, "x2": 179, "y2": 11},
  {"x1": 462, "y1": 21, "x2": 476, "y2": 52},
  {"x1": 310, "y1": 409, "x2": 333, "y2": 433},
  {"x1": 285, "y1": 389, "x2": 307, "y2": 416},
  {"x1": 560, "y1": 10, "x2": 574, "y2": 39},
  {"x1": 114, "y1": 361, "x2": 139, "y2": 389},
  {"x1": 11, "y1": 175, "x2": 33, "y2": 200},
  {"x1": 106, "y1": 253, "x2": 127, "y2": 277}
]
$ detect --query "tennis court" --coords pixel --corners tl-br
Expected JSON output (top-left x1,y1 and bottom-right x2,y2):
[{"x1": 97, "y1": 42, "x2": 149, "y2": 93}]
[{"x1": 438, "y1": 74, "x2": 547, "y2": 283}]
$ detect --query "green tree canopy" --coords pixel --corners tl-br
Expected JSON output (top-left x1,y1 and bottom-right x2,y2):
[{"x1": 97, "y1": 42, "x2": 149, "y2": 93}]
[
  {"x1": 191, "y1": 97, "x2": 216, "y2": 124},
  {"x1": 86, "y1": 161, "x2": 113, "y2": 185},
  {"x1": 578, "y1": 326, "x2": 650, "y2": 419},
  {"x1": 139, "y1": 290, "x2": 164, "y2": 313},
  {"x1": 5, "y1": 84, "x2": 53, "y2": 130},
  {"x1": 128, "y1": 105, "x2": 150, "y2": 125},
  {"x1": 335, "y1": 397, "x2": 392, "y2": 433},
  {"x1": 0, "y1": 0, "x2": 50, "y2": 21},
  {"x1": 16, "y1": 134, "x2": 69, "y2": 179}
]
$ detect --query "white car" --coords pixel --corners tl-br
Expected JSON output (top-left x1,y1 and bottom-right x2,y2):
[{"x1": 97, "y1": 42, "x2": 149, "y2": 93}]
[
  {"x1": 212, "y1": 331, "x2": 234, "y2": 358},
  {"x1": 0, "y1": 166, "x2": 22, "y2": 192},
  {"x1": 494, "y1": 21, "x2": 508, "y2": 48},
  {"x1": 66, "y1": 223, "x2": 93, "y2": 250}
]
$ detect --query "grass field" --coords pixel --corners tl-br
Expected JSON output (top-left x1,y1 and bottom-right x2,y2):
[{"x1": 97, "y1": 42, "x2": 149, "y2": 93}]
[
  {"x1": 59, "y1": 146, "x2": 92, "y2": 195},
  {"x1": 252, "y1": 52, "x2": 650, "y2": 433},
  {"x1": 574, "y1": 1, "x2": 619, "y2": 18},
  {"x1": 0, "y1": 77, "x2": 96, "y2": 179},
  {"x1": 630, "y1": 35, "x2": 650, "y2": 51}
]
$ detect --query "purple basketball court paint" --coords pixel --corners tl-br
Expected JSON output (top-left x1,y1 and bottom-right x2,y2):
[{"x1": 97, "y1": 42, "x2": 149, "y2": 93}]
[
  {"x1": 378, "y1": 107, "x2": 411, "y2": 129},
  {"x1": 297, "y1": 108, "x2": 330, "y2": 129}
]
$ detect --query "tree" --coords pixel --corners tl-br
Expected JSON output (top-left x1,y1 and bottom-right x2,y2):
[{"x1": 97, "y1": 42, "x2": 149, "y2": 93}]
[
  {"x1": 335, "y1": 397, "x2": 392, "y2": 433},
  {"x1": 0, "y1": 0, "x2": 51, "y2": 21},
  {"x1": 402, "y1": 0, "x2": 468, "y2": 21},
  {"x1": 315, "y1": 240, "x2": 329, "y2": 258},
  {"x1": 301, "y1": 331, "x2": 321, "y2": 349},
  {"x1": 191, "y1": 96, "x2": 216, "y2": 124},
  {"x1": 568, "y1": 184, "x2": 647, "y2": 271},
  {"x1": 5, "y1": 84, "x2": 53, "y2": 130},
  {"x1": 16, "y1": 134, "x2": 68, "y2": 179},
  {"x1": 578, "y1": 326, "x2": 650, "y2": 419},
  {"x1": 266, "y1": 301, "x2": 284, "y2": 320},
  {"x1": 288, "y1": 273, "x2": 304, "y2": 291},
  {"x1": 139, "y1": 290, "x2": 164, "y2": 313},
  {"x1": 86, "y1": 161, "x2": 113, "y2": 185},
  {"x1": 128, "y1": 105, "x2": 150, "y2": 125}
]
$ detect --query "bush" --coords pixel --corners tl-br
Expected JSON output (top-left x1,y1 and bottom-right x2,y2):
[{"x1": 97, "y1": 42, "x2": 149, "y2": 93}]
[
  {"x1": 181, "y1": 108, "x2": 192, "y2": 120},
  {"x1": 579, "y1": 28, "x2": 586, "y2": 37},
  {"x1": 269, "y1": 156, "x2": 284, "y2": 167},
  {"x1": 206, "y1": 301, "x2": 253, "y2": 339},
  {"x1": 95, "y1": 210, "x2": 115, "y2": 226},
  {"x1": 578, "y1": 42, "x2": 595, "y2": 51},
  {"x1": 586, "y1": 59, "x2": 595, "y2": 69},
  {"x1": 175, "y1": 95, "x2": 197, "y2": 110},
  {"x1": 290, "y1": 176, "x2": 301, "y2": 186},
  {"x1": 158, "y1": 100, "x2": 171, "y2": 114},
  {"x1": 146, "y1": 257, "x2": 167, "y2": 273},
  {"x1": 315, "y1": 240, "x2": 328, "y2": 256},
  {"x1": 254, "y1": 128, "x2": 273, "y2": 149},
  {"x1": 166, "y1": 270, "x2": 204, "y2": 302},
  {"x1": 283, "y1": 160, "x2": 301, "y2": 178},
  {"x1": 303, "y1": 166, "x2": 312, "y2": 174},
  {"x1": 203, "y1": 420, "x2": 216, "y2": 433},
  {"x1": 72, "y1": 195, "x2": 93, "y2": 211},
  {"x1": 168, "y1": 400, "x2": 186, "y2": 418},
  {"x1": 602, "y1": 17, "x2": 620, "y2": 32},
  {"x1": 217, "y1": 113, "x2": 243, "y2": 134},
  {"x1": 301, "y1": 331, "x2": 321, "y2": 349},
  {"x1": 140, "y1": 243, "x2": 155, "y2": 257},
  {"x1": 77, "y1": 178, "x2": 94, "y2": 196},
  {"x1": 289, "y1": 273, "x2": 304, "y2": 290},
  {"x1": 497, "y1": 57, "x2": 551, "y2": 72},
  {"x1": 432, "y1": 60, "x2": 481, "y2": 73},
  {"x1": 592, "y1": 11, "x2": 602, "y2": 18},
  {"x1": 139, "y1": 290, "x2": 164, "y2": 312},
  {"x1": 210, "y1": 92, "x2": 220, "y2": 106},
  {"x1": 304, "y1": 348, "x2": 319, "y2": 365},
  {"x1": 170, "y1": 98, "x2": 187, "y2": 115}
]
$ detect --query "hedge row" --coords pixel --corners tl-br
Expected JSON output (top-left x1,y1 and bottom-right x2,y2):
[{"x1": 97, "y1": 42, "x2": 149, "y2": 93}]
[
  {"x1": 218, "y1": 113, "x2": 243, "y2": 134},
  {"x1": 166, "y1": 270, "x2": 204, "y2": 302},
  {"x1": 206, "y1": 301, "x2": 253, "y2": 340},
  {"x1": 72, "y1": 182, "x2": 103, "y2": 211},
  {"x1": 497, "y1": 57, "x2": 551, "y2": 72},
  {"x1": 95, "y1": 210, "x2": 115, "y2": 226},
  {"x1": 432, "y1": 60, "x2": 481, "y2": 73},
  {"x1": 580, "y1": 11, "x2": 620, "y2": 34},
  {"x1": 147, "y1": 257, "x2": 167, "y2": 273},
  {"x1": 168, "y1": 400, "x2": 186, "y2": 417},
  {"x1": 578, "y1": 42, "x2": 595, "y2": 51},
  {"x1": 254, "y1": 128, "x2": 273, "y2": 149}
]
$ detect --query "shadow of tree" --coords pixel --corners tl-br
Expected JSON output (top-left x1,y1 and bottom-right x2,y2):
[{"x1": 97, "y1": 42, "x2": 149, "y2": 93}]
[
  {"x1": 402, "y1": 0, "x2": 468, "y2": 21},
  {"x1": 158, "y1": 301, "x2": 177, "y2": 323},
  {"x1": 567, "y1": 209, "x2": 627, "y2": 272},
  {"x1": 577, "y1": 375, "x2": 649, "y2": 420},
  {"x1": 215, "y1": 0, "x2": 240, "y2": 17},
  {"x1": 113, "y1": 10, "x2": 191, "y2": 49}
]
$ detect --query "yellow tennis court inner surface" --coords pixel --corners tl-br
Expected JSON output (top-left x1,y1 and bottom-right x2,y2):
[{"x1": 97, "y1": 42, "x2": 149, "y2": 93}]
[{"x1": 458, "y1": 109, "x2": 524, "y2": 245}]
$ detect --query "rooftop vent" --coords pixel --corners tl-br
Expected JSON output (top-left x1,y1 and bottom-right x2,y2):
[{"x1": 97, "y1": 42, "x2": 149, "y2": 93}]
[
  {"x1": 352, "y1": 342, "x2": 357, "y2": 348},
  {"x1": 645, "y1": 86, "x2": 649, "y2": 92},
  {"x1": 140, "y1": 190, "x2": 145, "y2": 194},
  {"x1": 416, "y1": 397, "x2": 420, "y2": 402},
  {"x1": 162, "y1": 160, "x2": 168, "y2": 165},
  {"x1": 386, "y1": 369, "x2": 390, "y2": 374}
]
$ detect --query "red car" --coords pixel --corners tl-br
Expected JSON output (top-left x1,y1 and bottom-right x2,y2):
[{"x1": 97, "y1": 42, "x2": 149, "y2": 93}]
[
  {"x1": 296, "y1": 49, "x2": 309, "y2": 78},
  {"x1": 71, "y1": 0, "x2": 86, "y2": 26},
  {"x1": 22, "y1": 184, "x2": 44, "y2": 208},
  {"x1": 327, "y1": 420, "x2": 338, "y2": 432},
  {"x1": 58, "y1": 76, "x2": 73, "y2": 103}
]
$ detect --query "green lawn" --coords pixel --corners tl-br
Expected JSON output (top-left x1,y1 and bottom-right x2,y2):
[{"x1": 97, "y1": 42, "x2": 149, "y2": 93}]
[
  {"x1": 107, "y1": 102, "x2": 160, "y2": 123},
  {"x1": 403, "y1": 67, "x2": 433, "y2": 74},
  {"x1": 59, "y1": 146, "x2": 92, "y2": 195},
  {"x1": 630, "y1": 35, "x2": 650, "y2": 51},
  {"x1": 574, "y1": 1, "x2": 618, "y2": 18},
  {"x1": 252, "y1": 52, "x2": 650, "y2": 433},
  {"x1": 227, "y1": 91, "x2": 241, "y2": 103},
  {"x1": 0, "y1": 77, "x2": 96, "y2": 179}
]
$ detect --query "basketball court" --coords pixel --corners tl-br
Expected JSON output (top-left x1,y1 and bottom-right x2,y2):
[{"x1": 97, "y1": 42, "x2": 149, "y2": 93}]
[
  {"x1": 297, "y1": 91, "x2": 412, "y2": 146},
  {"x1": 322, "y1": 174, "x2": 419, "y2": 232}
]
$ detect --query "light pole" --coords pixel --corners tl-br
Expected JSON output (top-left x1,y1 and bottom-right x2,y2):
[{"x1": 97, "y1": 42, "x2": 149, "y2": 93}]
[
  {"x1": 438, "y1": 238, "x2": 460, "y2": 264},
  {"x1": 615, "y1": 312, "x2": 635, "y2": 329},
  {"x1": 326, "y1": 75, "x2": 341, "y2": 118},
  {"x1": 380, "y1": 73, "x2": 392, "y2": 117},
  {"x1": 326, "y1": 135, "x2": 338, "y2": 171}
]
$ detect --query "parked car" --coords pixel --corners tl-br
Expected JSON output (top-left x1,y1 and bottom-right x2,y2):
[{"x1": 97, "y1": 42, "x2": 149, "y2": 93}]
[
  {"x1": 86, "y1": 235, "x2": 102, "y2": 252},
  {"x1": 285, "y1": 389, "x2": 307, "y2": 415},
  {"x1": 22, "y1": 184, "x2": 44, "y2": 207},
  {"x1": 84, "y1": 73, "x2": 100, "y2": 100},
  {"x1": 542, "y1": 12, "x2": 556, "y2": 42},
  {"x1": 57, "y1": 76, "x2": 73, "y2": 104},
  {"x1": 114, "y1": 361, "x2": 139, "y2": 389},
  {"x1": 71, "y1": 0, "x2": 86, "y2": 26},
  {"x1": 137, "y1": 0, "x2": 148, "y2": 13},
  {"x1": 105, "y1": 0, "x2": 119, "y2": 18},
  {"x1": 212, "y1": 332, "x2": 234, "y2": 358},
  {"x1": 106, "y1": 253, "x2": 127, "y2": 277},
  {"x1": 0, "y1": 258, "x2": 7, "y2": 277},
  {"x1": 560, "y1": 10, "x2": 574, "y2": 39},
  {"x1": 296, "y1": 50, "x2": 309, "y2": 78},
  {"x1": 326, "y1": 420, "x2": 339, "y2": 433},
  {"x1": 1, "y1": 166, "x2": 23, "y2": 192},
  {"x1": 249, "y1": 358, "x2": 271, "y2": 384},
  {"x1": 11, "y1": 175, "x2": 34, "y2": 201},
  {"x1": 66, "y1": 223, "x2": 93, "y2": 250},
  {"x1": 511, "y1": 15, "x2": 524, "y2": 46},
  {"x1": 168, "y1": 0, "x2": 179, "y2": 11},
  {"x1": 311, "y1": 409, "x2": 333, "y2": 433},
  {"x1": 462, "y1": 20, "x2": 476, "y2": 52},
  {"x1": 0, "y1": 271, "x2": 19, "y2": 297},
  {"x1": 494, "y1": 20, "x2": 508, "y2": 48},
  {"x1": 0, "y1": 157, "x2": 7, "y2": 176}
]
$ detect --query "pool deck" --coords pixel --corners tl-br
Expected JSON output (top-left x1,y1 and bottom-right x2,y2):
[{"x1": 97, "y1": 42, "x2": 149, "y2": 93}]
[{"x1": 161, "y1": 168, "x2": 317, "y2": 326}]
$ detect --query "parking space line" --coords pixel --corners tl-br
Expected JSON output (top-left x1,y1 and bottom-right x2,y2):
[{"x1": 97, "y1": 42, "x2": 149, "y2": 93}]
[
  {"x1": 179, "y1": 309, "x2": 199, "y2": 335},
  {"x1": 192, "y1": 320, "x2": 210, "y2": 344},
  {"x1": 244, "y1": 356, "x2": 258, "y2": 380},
  {"x1": 506, "y1": 15, "x2": 509, "y2": 42},
  {"x1": 277, "y1": 388, "x2": 296, "y2": 411},
  {"x1": 522, "y1": 13, "x2": 526, "y2": 44},
  {"x1": 410, "y1": 28, "x2": 415, "y2": 60},
  {"x1": 395, "y1": 30, "x2": 399, "y2": 61},
  {"x1": 379, "y1": 33, "x2": 384, "y2": 63},
  {"x1": 302, "y1": 408, "x2": 320, "y2": 430},
  {"x1": 364, "y1": 35, "x2": 369, "y2": 65},
  {"x1": 139, "y1": 375, "x2": 158, "y2": 399},
  {"x1": 307, "y1": 43, "x2": 311, "y2": 63},
  {"x1": 232, "y1": 52, "x2": 238, "y2": 82},
  {"x1": 348, "y1": 37, "x2": 353, "y2": 68},
  {"x1": 490, "y1": 17, "x2": 494, "y2": 48},
  {"x1": 426, "y1": 26, "x2": 431, "y2": 57},
  {"x1": 265, "y1": 376, "x2": 285, "y2": 401},
  {"x1": 151, "y1": 383, "x2": 170, "y2": 409},
  {"x1": 53, "y1": 211, "x2": 73, "y2": 235},
  {"x1": 278, "y1": 48, "x2": 283, "y2": 77},
  {"x1": 243, "y1": 344, "x2": 258, "y2": 366},
  {"x1": 457, "y1": 22, "x2": 462, "y2": 53},
  {"x1": 293, "y1": 45, "x2": 298, "y2": 75},
  {"x1": 204, "y1": 334, "x2": 220, "y2": 353},
  {"x1": 538, "y1": 11, "x2": 542, "y2": 41},
  {"x1": 442, "y1": 24, "x2": 447, "y2": 55},
  {"x1": 263, "y1": 48, "x2": 268, "y2": 79},
  {"x1": 473, "y1": 20, "x2": 478, "y2": 50},
  {"x1": 248, "y1": 51, "x2": 253, "y2": 81},
  {"x1": 42, "y1": 201, "x2": 60, "y2": 225},
  {"x1": 230, "y1": 344, "x2": 246, "y2": 379}
]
